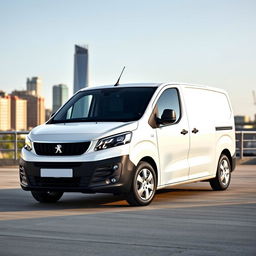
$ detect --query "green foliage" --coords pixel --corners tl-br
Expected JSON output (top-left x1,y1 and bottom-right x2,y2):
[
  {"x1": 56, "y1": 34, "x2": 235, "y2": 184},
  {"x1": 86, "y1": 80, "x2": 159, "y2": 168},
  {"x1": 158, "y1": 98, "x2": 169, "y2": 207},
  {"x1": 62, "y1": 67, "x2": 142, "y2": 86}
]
[{"x1": 0, "y1": 134, "x2": 26, "y2": 159}]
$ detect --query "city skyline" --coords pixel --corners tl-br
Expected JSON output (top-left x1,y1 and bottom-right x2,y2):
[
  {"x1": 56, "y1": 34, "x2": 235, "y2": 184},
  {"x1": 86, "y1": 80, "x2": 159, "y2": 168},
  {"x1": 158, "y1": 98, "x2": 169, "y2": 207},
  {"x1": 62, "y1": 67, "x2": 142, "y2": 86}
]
[
  {"x1": 0, "y1": 76, "x2": 255, "y2": 131},
  {"x1": 73, "y1": 45, "x2": 89, "y2": 94},
  {"x1": 0, "y1": 0, "x2": 255, "y2": 118},
  {"x1": 52, "y1": 84, "x2": 69, "y2": 112}
]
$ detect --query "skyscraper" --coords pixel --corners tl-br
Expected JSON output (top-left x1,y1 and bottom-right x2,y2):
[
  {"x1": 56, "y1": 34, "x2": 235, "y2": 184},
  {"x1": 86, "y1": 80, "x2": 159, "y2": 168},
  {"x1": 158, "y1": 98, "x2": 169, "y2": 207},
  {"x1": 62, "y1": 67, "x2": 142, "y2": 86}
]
[
  {"x1": 11, "y1": 96, "x2": 27, "y2": 130},
  {"x1": 52, "y1": 84, "x2": 69, "y2": 112},
  {"x1": 0, "y1": 93, "x2": 27, "y2": 131},
  {"x1": 12, "y1": 90, "x2": 45, "y2": 129},
  {"x1": 26, "y1": 77, "x2": 42, "y2": 96},
  {"x1": 0, "y1": 95, "x2": 11, "y2": 131},
  {"x1": 73, "y1": 45, "x2": 88, "y2": 94}
]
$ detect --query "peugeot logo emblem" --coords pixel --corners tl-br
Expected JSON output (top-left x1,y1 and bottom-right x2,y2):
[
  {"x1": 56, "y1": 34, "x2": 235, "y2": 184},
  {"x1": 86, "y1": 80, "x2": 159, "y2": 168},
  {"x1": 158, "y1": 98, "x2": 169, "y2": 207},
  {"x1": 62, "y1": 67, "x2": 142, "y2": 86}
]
[{"x1": 55, "y1": 144, "x2": 62, "y2": 154}]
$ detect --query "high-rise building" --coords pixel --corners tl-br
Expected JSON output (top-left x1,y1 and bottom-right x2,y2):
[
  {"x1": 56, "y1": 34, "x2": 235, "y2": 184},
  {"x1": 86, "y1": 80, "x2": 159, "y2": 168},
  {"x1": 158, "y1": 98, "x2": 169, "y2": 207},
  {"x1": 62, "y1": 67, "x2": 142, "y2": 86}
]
[
  {"x1": 45, "y1": 108, "x2": 52, "y2": 122},
  {"x1": 11, "y1": 96, "x2": 27, "y2": 130},
  {"x1": 73, "y1": 45, "x2": 88, "y2": 94},
  {"x1": 52, "y1": 84, "x2": 69, "y2": 112},
  {"x1": 0, "y1": 95, "x2": 11, "y2": 131},
  {"x1": 26, "y1": 77, "x2": 42, "y2": 96},
  {"x1": 0, "y1": 90, "x2": 6, "y2": 97},
  {"x1": 12, "y1": 90, "x2": 45, "y2": 129}
]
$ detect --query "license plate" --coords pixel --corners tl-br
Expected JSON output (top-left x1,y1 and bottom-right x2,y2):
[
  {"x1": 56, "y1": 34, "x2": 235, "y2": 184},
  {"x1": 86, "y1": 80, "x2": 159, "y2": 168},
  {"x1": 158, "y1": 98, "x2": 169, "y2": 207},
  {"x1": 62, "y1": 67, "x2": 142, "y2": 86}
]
[{"x1": 40, "y1": 168, "x2": 73, "y2": 178}]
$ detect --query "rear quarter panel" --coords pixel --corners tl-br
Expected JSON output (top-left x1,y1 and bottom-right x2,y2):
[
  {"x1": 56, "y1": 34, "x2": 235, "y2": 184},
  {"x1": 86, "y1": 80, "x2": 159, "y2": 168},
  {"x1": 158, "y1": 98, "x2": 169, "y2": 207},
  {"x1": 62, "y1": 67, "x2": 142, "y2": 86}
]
[{"x1": 213, "y1": 91, "x2": 236, "y2": 175}]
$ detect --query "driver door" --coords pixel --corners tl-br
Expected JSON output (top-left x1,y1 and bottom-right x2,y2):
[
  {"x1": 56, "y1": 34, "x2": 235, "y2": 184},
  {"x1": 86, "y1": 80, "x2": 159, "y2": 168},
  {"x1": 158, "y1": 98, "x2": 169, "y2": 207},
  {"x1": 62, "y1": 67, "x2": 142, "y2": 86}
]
[{"x1": 155, "y1": 87, "x2": 190, "y2": 185}]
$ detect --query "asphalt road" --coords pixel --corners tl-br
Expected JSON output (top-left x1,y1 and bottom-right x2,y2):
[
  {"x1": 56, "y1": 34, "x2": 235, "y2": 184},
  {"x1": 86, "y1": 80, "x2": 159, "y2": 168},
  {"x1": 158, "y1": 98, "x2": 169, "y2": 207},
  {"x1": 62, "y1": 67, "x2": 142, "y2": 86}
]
[{"x1": 0, "y1": 164, "x2": 255, "y2": 256}]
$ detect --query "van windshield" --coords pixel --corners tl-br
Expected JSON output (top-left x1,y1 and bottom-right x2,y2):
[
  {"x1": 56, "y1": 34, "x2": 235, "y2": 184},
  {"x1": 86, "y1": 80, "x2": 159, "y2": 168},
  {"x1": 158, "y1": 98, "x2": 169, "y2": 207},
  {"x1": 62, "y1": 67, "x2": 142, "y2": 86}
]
[{"x1": 50, "y1": 87, "x2": 157, "y2": 123}]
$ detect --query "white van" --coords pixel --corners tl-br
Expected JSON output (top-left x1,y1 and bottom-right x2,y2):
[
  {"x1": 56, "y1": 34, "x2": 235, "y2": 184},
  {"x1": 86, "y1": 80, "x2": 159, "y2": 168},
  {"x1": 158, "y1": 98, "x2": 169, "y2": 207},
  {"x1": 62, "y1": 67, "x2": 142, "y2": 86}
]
[{"x1": 20, "y1": 83, "x2": 236, "y2": 206}]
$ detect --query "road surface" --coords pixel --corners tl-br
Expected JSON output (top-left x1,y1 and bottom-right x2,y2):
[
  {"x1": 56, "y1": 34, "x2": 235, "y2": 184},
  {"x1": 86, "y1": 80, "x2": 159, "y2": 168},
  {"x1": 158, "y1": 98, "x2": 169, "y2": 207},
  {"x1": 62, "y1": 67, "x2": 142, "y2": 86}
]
[{"x1": 0, "y1": 164, "x2": 255, "y2": 256}]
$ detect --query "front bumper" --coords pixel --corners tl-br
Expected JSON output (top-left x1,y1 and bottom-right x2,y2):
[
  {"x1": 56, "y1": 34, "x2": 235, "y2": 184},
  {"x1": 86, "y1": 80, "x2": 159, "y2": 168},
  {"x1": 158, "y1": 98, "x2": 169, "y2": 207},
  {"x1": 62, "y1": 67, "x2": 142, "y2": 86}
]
[{"x1": 19, "y1": 155, "x2": 135, "y2": 193}]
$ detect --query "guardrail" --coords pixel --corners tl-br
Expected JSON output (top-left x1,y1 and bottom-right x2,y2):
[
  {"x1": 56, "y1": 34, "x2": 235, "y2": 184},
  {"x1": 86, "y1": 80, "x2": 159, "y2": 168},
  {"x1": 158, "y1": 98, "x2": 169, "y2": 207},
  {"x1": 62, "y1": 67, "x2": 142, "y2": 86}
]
[
  {"x1": 0, "y1": 130, "x2": 255, "y2": 160},
  {"x1": 236, "y1": 131, "x2": 256, "y2": 158},
  {"x1": 0, "y1": 131, "x2": 29, "y2": 160}
]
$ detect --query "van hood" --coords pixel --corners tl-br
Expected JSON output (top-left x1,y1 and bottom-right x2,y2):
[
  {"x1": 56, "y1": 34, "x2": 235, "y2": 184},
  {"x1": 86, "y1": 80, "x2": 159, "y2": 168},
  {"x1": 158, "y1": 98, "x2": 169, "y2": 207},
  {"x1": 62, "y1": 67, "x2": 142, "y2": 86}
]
[{"x1": 29, "y1": 121, "x2": 138, "y2": 142}]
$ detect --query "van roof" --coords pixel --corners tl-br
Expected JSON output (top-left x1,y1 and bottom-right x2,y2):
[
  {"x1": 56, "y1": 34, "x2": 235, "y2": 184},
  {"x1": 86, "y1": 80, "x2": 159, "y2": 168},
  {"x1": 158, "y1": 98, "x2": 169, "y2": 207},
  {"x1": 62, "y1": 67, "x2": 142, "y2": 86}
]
[
  {"x1": 80, "y1": 83, "x2": 160, "y2": 90},
  {"x1": 79, "y1": 83, "x2": 226, "y2": 94}
]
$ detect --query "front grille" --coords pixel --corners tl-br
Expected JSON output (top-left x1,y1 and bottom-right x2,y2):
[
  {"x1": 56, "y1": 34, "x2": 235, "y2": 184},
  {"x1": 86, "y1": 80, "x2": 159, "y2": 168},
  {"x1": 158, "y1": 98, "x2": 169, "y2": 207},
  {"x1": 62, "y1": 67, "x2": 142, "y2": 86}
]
[
  {"x1": 31, "y1": 177, "x2": 81, "y2": 187},
  {"x1": 34, "y1": 142, "x2": 90, "y2": 156}
]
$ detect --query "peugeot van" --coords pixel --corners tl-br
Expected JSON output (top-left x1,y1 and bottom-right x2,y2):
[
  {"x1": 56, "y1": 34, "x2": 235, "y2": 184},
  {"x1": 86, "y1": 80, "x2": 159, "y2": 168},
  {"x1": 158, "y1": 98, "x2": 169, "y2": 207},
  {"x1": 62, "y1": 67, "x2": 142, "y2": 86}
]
[{"x1": 20, "y1": 83, "x2": 236, "y2": 206}]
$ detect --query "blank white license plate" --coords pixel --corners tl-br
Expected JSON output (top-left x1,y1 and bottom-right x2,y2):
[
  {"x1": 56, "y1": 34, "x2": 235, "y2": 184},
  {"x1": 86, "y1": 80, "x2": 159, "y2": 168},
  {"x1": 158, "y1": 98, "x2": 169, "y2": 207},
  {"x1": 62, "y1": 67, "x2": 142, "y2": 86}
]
[{"x1": 40, "y1": 168, "x2": 73, "y2": 178}]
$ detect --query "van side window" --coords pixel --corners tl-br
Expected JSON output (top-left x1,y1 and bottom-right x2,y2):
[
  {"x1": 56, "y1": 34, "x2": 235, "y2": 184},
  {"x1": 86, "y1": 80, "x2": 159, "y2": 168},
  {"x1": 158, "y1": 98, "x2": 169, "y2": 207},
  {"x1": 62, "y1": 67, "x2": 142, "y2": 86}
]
[{"x1": 156, "y1": 88, "x2": 181, "y2": 121}]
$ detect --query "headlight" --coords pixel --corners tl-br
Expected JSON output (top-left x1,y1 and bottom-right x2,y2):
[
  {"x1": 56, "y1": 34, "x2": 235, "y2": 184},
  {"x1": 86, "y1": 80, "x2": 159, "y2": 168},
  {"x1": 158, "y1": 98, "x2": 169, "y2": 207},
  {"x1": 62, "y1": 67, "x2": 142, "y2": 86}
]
[
  {"x1": 95, "y1": 132, "x2": 132, "y2": 151},
  {"x1": 24, "y1": 136, "x2": 32, "y2": 151}
]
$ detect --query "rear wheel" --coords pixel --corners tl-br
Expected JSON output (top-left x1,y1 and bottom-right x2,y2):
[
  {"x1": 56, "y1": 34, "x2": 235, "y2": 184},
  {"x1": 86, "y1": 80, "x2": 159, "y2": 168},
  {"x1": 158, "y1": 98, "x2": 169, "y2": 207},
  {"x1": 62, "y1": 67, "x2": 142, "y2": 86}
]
[
  {"x1": 126, "y1": 161, "x2": 156, "y2": 206},
  {"x1": 210, "y1": 155, "x2": 231, "y2": 191},
  {"x1": 31, "y1": 191, "x2": 63, "y2": 203}
]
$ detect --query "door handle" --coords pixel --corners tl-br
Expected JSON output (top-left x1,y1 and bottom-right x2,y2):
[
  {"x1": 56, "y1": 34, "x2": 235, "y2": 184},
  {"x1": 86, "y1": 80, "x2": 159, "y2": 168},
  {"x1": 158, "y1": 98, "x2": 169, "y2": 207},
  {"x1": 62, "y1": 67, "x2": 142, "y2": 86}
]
[
  {"x1": 181, "y1": 129, "x2": 188, "y2": 135},
  {"x1": 192, "y1": 128, "x2": 199, "y2": 134}
]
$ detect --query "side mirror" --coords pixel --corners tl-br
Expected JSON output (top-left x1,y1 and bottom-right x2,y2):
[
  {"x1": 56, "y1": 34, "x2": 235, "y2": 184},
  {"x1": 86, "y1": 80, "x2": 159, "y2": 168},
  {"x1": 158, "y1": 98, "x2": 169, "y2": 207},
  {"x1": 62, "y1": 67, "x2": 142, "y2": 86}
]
[{"x1": 157, "y1": 109, "x2": 176, "y2": 125}]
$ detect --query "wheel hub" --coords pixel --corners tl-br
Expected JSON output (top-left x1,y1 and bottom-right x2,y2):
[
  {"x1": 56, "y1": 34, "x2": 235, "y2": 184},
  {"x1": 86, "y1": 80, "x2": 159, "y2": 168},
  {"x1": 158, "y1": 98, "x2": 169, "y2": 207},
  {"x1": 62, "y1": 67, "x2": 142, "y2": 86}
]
[
  {"x1": 136, "y1": 168, "x2": 155, "y2": 201},
  {"x1": 220, "y1": 159, "x2": 230, "y2": 186}
]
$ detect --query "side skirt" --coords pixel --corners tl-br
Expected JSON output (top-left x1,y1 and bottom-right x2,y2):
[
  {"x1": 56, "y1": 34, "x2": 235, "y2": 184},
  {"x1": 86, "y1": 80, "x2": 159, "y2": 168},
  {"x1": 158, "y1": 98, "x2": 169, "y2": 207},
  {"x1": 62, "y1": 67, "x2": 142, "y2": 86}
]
[{"x1": 156, "y1": 175, "x2": 215, "y2": 190}]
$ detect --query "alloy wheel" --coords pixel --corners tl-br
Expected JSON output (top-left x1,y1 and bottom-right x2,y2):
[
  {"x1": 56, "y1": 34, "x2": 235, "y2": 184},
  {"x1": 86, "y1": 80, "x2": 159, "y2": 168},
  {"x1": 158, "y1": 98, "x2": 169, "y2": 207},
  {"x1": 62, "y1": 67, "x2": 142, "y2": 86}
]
[{"x1": 136, "y1": 168, "x2": 155, "y2": 201}]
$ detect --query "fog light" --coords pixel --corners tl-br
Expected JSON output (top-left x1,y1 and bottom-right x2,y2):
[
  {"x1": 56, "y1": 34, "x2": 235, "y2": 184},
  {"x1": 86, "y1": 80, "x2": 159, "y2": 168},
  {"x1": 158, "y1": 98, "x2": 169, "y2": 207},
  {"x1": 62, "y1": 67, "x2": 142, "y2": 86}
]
[
  {"x1": 112, "y1": 164, "x2": 119, "y2": 171},
  {"x1": 111, "y1": 178, "x2": 117, "y2": 183},
  {"x1": 105, "y1": 179, "x2": 111, "y2": 184}
]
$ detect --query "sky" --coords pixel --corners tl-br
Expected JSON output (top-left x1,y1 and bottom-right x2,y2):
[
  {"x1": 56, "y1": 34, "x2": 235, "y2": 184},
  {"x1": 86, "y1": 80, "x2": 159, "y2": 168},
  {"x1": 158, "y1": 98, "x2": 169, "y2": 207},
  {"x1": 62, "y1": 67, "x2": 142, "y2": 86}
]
[{"x1": 0, "y1": 0, "x2": 256, "y2": 118}]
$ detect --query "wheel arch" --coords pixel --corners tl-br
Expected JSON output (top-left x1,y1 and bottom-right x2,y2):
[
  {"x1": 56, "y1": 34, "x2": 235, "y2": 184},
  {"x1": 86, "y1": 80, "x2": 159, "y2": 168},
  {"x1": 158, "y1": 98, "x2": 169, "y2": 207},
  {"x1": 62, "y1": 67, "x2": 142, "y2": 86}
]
[
  {"x1": 140, "y1": 156, "x2": 159, "y2": 185},
  {"x1": 220, "y1": 148, "x2": 234, "y2": 171},
  {"x1": 215, "y1": 133, "x2": 236, "y2": 173}
]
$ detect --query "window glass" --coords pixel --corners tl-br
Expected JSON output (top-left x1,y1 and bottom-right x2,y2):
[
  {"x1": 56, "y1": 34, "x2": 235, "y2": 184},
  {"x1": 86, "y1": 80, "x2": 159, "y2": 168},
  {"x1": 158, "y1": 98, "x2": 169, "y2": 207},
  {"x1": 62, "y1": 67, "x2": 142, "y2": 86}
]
[
  {"x1": 156, "y1": 88, "x2": 181, "y2": 120},
  {"x1": 52, "y1": 87, "x2": 156, "y2": 123},
  {"x1": 68, "y1": 95, "x2": 92, "y2": 119}
]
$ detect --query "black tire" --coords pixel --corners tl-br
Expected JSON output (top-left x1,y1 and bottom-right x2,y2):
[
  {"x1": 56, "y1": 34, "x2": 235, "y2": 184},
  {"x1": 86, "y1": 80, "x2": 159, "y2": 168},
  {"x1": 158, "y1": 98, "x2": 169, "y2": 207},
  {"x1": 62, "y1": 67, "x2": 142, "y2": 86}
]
[
  {"x1": 126, "y1": 161, "x2": 157, "y2": 206},
  {"x1": 209, "y1": 154, "x2": 231, "y2": 191},
  {"x1": 31, "y1": 191, "x2": 63, "y2": 203}
]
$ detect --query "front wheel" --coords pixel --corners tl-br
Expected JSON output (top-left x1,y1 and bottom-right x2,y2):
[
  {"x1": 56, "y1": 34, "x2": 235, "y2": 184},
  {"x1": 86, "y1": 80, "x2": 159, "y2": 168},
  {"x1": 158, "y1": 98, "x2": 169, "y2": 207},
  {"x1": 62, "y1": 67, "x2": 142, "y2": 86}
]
[
  {"x1": 31, "y1": 191, "x2": 63, "y2": 203},
  {"x1": 126, "y1": 161, "x2": 157, "y2": 206},
  {"x1": 209, "y1": 155, "x2": 231, "y2": 191}
]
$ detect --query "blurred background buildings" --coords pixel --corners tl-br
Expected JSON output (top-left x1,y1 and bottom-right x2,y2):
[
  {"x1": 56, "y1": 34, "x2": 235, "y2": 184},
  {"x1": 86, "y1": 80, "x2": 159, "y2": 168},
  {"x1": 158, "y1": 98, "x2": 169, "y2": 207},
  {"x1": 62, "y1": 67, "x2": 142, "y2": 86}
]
[
  {"x1": 12, "y1": 76, "x2": 45, "y2": 130},
  {"x1": 0, "y1": 44, "x2": 91, "y2": 131},
  {"x1": 0, "y1": 43, "x2": 255, "y2": 132},
  {"x1": 52, "y1": 84, "x2": 69, "y2": 113},
  {"x1": 73, "y1": 45, "x2": 88, "y2": 94},
  {"x1": 26, "y1": 77, "x2": 42, "y2": 96},
  {"x1": 0, "y1": 76, "x2": 45, "y2": 131}
]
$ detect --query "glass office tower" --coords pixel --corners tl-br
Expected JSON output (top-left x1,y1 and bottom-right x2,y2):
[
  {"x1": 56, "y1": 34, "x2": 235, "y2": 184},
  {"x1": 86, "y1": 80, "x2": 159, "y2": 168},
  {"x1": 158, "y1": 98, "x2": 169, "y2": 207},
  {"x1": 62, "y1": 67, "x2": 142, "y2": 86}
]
[{"x1": 73, "y1": 45, "x2": 88, "y2": 94}]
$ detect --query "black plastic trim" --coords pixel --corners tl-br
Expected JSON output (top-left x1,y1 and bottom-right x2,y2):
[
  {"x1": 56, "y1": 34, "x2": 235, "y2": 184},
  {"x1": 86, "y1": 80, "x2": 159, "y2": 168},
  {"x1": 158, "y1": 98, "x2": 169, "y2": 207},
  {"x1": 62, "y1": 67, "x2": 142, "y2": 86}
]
[
  {"x1": 19, "y1": 155, "x2": 135, "y2": 194},
  {"x1": 231, "y1": 153, "x2": 236, "y2": 172},
  {"x1": 215, "y1": 126, "x2": 233, "y2": 131},
  {"x1": 34, "y1": 141, "x2": 90, "y2": 156}
]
